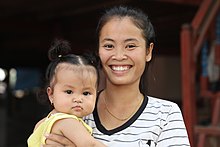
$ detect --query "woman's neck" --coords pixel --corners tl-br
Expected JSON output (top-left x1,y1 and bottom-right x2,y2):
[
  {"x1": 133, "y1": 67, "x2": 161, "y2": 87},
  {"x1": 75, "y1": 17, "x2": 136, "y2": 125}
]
[
  {"x1": 98, "y1": 80, "x2": 144, "y2": 127},
  {"x1": 103, "y1": 81, "x2": 142, "y2": 106}
]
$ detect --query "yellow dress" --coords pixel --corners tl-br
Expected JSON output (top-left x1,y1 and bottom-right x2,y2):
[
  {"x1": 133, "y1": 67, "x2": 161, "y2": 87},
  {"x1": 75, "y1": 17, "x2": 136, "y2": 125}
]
[{"x1": 27, "y1": 112, "x2": 92, "y2": 147}]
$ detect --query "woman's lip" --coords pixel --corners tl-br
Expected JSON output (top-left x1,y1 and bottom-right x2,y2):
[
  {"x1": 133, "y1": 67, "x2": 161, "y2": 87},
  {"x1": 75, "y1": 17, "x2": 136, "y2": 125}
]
[{"x1": 110, "y1": 65, "x2": 132, "y2": 71}]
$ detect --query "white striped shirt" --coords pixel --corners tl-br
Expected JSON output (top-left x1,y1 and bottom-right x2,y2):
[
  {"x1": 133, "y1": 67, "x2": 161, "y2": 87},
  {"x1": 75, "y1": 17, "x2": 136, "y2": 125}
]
[{"x1": 84, "y1": 95, "x2": 190, "y2": 147}]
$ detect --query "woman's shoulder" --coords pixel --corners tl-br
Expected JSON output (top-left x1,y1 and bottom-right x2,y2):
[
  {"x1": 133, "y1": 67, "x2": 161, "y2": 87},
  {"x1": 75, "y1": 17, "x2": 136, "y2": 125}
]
[
  {"x1": 145, "y1": 96, "x2": 184, "y2": 121},
  {"x1": 146, "y1": 95, "x2": 181, "y2": 111}
]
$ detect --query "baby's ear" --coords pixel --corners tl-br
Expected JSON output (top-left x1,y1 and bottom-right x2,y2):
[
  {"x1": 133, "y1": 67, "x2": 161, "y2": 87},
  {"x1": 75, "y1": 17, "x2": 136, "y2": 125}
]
[{"x1": 47, "y1": 87, "x2": 53, "y2": 102}]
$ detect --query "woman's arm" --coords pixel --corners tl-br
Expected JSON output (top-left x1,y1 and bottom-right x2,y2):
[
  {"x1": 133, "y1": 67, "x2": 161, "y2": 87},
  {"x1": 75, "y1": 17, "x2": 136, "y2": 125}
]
[{"x1": 157, "y1": 103, "x2": 190, "y2": 147}]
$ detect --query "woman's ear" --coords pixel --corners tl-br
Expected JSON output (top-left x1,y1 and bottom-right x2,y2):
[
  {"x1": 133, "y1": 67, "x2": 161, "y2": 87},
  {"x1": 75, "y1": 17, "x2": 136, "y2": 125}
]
[
  {"x1": 47, "y1": 87, "x2": 53, "y2": 104},
  {"x1": 146, "y1": 43, "x2": 154, "y2": 62}
]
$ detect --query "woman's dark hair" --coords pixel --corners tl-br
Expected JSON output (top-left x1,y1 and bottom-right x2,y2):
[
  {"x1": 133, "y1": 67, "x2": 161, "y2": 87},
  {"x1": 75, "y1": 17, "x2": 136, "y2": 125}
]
[
  {"x1": 95, "y1": 6, "x2": 156, "y2": 94},
  {"x1": 37, "y1": 39, "x2": 99, "y2": 109},
  {"x1": 96, "y1": 6, "x2": 156, "y2": 49}
]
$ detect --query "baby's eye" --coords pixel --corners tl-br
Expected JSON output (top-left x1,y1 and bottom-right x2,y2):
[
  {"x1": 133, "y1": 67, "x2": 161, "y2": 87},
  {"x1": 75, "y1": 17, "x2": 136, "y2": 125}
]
[
  {"x1": 65, "y1": 90, "x2": 73, "y2": 94},
  {"x1": 83, "y1": 91, "x2": 91, "y2": 96}
]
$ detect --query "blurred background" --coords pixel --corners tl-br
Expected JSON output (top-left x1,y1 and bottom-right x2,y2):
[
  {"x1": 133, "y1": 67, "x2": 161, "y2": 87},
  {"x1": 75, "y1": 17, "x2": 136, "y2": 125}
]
[{"x1": 0, "y1": 0, "x2": 219, "y2": 147}]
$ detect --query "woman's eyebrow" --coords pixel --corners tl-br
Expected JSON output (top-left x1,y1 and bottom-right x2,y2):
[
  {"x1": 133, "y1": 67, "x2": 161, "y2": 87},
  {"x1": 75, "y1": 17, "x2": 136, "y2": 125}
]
[
  {"x1": 101, "y1": 38, "x2": 138, "y2": 43},
  {"x1": 101, "y1": 38, "x2": 114, "y2": 43},
  {"x1": 124, "y1": 38, "x2": 138, "y2": 42}
]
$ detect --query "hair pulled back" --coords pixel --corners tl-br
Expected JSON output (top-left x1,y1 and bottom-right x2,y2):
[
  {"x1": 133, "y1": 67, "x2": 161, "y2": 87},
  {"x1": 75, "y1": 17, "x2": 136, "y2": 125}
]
[
  {"x1": 96, "y1": 6, "x2": 156, "y2": 95},
  {"x1": 37, "y1": 39, "x2": 99, "y2": 109},
  {"x1": 96, "y1": 6, "x2": 156, "y2": 49}
]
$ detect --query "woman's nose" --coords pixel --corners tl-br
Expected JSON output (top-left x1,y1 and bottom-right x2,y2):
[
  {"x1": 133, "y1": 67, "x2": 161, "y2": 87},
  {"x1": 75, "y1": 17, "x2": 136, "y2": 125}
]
[{"x1": 112, "y1": 48, "x2": 127, "y2": 60}]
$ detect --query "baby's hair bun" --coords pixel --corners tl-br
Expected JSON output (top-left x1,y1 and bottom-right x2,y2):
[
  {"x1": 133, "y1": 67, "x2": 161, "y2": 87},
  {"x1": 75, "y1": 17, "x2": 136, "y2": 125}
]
[
  {"x1": 48, "y1": 38, "x2": 72, "y2": 61},
  {"x1": 83, "y1": 51, "x2": 98, "y2": 67}
]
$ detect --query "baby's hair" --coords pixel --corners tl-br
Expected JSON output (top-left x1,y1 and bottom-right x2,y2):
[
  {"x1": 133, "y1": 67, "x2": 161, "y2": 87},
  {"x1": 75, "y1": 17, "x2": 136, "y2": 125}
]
[
  {"x1": 48, "y1": 38, "x2": 72, "y2": 61},
  {"x1": 37, "y1": 39, "x2": 99, "y2": 109}
]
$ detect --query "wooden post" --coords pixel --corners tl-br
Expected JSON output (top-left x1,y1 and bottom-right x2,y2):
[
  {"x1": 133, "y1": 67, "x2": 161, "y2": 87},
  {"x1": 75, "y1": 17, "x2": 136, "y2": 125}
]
[{"x1": 181, "y1": 24, "x2": 196, "y2": 147}]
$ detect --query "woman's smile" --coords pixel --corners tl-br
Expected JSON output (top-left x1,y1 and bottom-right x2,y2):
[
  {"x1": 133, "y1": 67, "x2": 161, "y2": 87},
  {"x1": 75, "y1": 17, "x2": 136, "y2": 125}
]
[{"x1": 110, "y1": 65, "x2": 131, "y2": 71}]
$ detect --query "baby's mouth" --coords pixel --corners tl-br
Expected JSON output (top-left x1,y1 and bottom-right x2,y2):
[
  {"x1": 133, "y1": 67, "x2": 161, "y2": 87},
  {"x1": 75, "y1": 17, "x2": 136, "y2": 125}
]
[{"x1": 72, "y1": 105, "x2": 82, "y2": 110}]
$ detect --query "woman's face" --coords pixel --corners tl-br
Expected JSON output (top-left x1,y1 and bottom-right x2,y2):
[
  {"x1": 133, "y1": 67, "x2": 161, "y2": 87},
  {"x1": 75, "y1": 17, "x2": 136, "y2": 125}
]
[{"x1": 99, "y1": 17, "x2": 153, "y2": 86}]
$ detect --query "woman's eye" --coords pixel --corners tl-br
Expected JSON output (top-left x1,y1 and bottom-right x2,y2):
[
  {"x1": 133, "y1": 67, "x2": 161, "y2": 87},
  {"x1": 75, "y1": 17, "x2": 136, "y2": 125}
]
[
  {"x1": 65, "y1": 90, "x2": 73, "y2": 94},
  {"x1": 83, "y1": 91, "x2": 91, "y2": 96},
  {"x1": 103, "y1": 44, "x2": 114, "y2": 49},
  {"x1": 126, "y1": 44, "x2": 137, "y2": 49}
]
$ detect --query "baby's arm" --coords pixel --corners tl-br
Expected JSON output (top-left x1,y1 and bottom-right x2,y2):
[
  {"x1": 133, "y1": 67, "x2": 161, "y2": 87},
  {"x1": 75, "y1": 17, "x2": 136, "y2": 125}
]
[
  {"x1": 52, "y1": 118, "x2": 107, "y2": 147},
  {"x1": 33, "y1": 118, "x2": 46, "y2": 131}
]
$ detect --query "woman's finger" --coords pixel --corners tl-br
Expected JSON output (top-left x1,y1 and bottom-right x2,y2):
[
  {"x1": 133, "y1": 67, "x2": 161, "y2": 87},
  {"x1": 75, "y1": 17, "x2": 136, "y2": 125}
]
[{"x1": 45, "y1": 133, "x2": 75, "y2": 146}]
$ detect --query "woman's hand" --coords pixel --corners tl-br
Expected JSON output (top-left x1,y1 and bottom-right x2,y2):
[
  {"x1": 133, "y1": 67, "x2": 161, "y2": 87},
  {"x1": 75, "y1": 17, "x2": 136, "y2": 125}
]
[{"x1": 42, "y1": 133, "x2": 76, "y2": 147}]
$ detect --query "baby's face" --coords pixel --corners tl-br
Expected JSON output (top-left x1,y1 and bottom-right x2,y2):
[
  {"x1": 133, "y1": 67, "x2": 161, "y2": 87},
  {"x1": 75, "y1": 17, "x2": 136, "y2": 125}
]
[{"x1": 48, "y1": 65, "x2": 97, "y2": 117}]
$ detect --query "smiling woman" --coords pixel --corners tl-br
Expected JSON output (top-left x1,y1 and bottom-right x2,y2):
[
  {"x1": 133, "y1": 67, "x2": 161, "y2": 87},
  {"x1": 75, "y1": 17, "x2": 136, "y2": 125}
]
[
  {"x1": 44, "y1": 6, "x2": 190, "y2": 147},
  {"x1": 98, "y1": 17, "x2": 152, "y2": 85}
]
